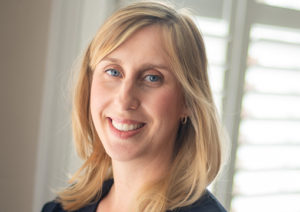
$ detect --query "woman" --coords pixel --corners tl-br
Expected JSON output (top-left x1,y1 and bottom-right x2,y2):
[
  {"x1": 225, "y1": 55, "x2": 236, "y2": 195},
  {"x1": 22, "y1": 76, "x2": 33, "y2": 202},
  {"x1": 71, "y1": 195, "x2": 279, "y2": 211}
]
[{"x1": 42, "y1": 1, "x2": 227, "y2": 212}]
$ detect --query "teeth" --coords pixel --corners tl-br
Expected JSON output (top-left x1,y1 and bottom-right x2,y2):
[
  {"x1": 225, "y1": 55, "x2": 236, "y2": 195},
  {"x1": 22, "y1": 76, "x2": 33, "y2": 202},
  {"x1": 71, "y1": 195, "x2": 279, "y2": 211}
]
[{"x1": 112, "y1": 120, "x2": 143, "y2": 131}]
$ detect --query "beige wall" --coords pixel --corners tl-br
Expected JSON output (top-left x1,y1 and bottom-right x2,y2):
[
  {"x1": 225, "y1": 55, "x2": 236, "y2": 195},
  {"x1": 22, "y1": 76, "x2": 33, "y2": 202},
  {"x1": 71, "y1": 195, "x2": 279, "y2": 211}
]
[{"x1": 0, "y1": 0, "x2": 51, "y2": 211}]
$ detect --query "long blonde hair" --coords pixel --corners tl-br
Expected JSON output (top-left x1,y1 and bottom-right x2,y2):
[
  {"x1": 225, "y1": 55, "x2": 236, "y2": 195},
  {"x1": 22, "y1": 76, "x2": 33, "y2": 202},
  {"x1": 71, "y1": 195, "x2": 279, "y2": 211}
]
[{"x1": 58, "y1": 1, "x2": 224, "y2": 211}]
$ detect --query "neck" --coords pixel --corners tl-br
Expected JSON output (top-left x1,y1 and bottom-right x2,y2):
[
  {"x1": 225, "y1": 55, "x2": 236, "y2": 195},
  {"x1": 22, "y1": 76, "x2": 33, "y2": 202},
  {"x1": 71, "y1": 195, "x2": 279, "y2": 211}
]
[{"x1": 101, "y1": 153, "x2": 172, "y2": 212}]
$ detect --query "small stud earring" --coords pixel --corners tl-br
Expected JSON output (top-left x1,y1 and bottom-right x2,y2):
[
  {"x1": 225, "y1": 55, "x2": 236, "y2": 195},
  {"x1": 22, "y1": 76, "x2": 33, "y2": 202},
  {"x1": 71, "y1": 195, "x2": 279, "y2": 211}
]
[{"x1": 181, "y1": 116, "x2": 188, "y2": 124}]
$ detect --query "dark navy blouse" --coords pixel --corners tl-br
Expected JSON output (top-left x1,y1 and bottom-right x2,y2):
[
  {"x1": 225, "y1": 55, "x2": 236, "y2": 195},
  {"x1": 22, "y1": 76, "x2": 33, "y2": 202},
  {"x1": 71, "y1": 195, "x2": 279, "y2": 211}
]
[{"x1": 42, "y1": 179, "x2": 227, "y2": 212}]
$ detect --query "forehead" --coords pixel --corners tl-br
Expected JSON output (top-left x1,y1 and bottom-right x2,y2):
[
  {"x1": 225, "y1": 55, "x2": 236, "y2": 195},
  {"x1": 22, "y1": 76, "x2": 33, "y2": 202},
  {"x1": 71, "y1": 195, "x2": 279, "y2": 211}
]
[{"x1": 103, "y1": 25, "x2": 171, "y2": 66}]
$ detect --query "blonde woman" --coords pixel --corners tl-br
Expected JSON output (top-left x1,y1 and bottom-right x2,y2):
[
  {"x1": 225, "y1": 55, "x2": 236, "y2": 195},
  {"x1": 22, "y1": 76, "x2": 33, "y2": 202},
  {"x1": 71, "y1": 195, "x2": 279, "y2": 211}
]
[{"x1": 42, "y1": 1, "x2": 227, "y2": 212}]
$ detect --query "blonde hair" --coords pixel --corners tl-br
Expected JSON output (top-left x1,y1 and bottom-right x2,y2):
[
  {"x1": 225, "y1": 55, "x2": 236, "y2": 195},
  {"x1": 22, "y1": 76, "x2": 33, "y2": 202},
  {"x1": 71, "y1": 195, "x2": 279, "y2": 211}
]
[{"x1": 58, "y1": 1, "x2": 224, "y2": 211}]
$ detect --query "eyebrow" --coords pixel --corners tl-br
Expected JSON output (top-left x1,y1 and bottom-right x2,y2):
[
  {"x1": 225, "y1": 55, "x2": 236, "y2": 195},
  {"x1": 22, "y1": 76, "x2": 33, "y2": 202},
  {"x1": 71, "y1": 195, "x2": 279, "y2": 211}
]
[
  {"x1": 100, "y1": 57, "x2": 171, "y2": 72},
  {"x1": 101, "y1": 57, "x2": 122, "y2": 64}
]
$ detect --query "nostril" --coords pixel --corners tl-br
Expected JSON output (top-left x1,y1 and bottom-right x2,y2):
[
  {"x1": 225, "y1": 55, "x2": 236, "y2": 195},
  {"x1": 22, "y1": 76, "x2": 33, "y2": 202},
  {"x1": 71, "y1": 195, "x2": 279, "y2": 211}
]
[{"x1": 128, "y1": 100, "x2": 139, "y2": 110}]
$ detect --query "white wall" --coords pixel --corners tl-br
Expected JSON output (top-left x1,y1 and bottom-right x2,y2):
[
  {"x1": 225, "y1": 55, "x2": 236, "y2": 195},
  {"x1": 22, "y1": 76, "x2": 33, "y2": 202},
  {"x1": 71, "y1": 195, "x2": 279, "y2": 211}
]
[{"x1": 0, "y1": 0, "x2": 51, "y2": 211}]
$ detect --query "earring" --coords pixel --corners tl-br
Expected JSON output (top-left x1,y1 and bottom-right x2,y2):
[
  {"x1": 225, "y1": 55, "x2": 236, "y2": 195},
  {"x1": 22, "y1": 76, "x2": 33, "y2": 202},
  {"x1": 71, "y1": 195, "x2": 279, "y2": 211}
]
[{"x1": 181, "y1": 116, "x2": 188, "y2": 124}]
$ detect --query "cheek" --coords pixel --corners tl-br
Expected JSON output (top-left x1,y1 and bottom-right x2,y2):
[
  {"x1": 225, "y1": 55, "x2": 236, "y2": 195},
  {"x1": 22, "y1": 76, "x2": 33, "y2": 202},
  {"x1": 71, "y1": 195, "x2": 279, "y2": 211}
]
[
  {"x1": 147, "y1": 88, "x2": 184, "y2": 119},
  {"x1": 90, "y1": 79, "x2": 111, "y2": 117}
]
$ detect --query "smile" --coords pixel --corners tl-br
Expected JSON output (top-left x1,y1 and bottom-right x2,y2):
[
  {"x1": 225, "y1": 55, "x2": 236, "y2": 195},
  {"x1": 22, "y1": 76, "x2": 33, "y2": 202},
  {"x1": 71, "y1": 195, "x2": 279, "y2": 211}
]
[
  {"x1": 112, "y1": 120, "x2": 144, "y2": 131},
  {"x1": 108, "y1": 118, "x2": 146, "y2": 139}
]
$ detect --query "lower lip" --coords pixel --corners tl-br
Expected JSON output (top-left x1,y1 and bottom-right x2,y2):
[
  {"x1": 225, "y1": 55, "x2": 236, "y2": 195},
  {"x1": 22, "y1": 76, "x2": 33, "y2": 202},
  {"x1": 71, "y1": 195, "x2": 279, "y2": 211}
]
[{"x1": 108, "y1": 118, "x2": 145, "y2": 139}]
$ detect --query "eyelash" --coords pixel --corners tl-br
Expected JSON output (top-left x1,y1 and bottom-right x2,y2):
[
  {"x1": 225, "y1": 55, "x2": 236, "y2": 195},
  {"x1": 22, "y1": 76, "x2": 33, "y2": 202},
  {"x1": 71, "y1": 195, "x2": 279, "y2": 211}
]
[
  {"x1": 144, "y1": 75, "x2": 162, "y2": 82},
  {"x1": 104, "y1": 68, "x2": 163, "y2": 84},
  {"x1": 105, "y1": 68, "x2": 122, "y2": 77}
]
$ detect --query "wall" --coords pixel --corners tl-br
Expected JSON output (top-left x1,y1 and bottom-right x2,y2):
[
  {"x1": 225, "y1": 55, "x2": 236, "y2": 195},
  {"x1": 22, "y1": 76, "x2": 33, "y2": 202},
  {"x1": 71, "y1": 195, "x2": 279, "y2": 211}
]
[{"x1": 0, "y1": 0, "x2": 51, "y2": 211}]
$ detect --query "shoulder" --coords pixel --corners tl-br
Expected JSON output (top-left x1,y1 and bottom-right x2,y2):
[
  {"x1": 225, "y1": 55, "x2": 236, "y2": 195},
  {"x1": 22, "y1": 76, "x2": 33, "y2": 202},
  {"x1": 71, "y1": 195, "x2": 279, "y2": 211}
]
[
  {"x1": 41, "y1": 201, "x2": 64, "y2": 212},
  {"x1": 171, "y1": 190, "x2": 227, "y2": 212},
  {"x1": 41, "y1": 179, "x2": 114, "y2": 212},
  {"x1": 41, "y1": 200, "x2": 98, "y2": 212}
]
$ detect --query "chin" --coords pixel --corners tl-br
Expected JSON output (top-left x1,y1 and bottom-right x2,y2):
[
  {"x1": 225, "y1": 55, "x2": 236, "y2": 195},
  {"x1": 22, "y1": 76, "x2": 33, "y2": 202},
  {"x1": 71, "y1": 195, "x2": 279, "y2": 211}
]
[{"x1": 101, "y1": 138, "x2": 146, "y2": 162}]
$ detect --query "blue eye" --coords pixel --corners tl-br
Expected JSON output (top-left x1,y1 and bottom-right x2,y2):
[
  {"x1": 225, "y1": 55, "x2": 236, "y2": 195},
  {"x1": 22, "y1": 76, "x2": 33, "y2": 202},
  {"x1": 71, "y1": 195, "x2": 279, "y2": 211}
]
[
  {"x1": 106, "y1": 69, "x2": 121, "y2": 77},
  {"x1": 145, "y1": 75, "x2": 161, "y2": 82}
]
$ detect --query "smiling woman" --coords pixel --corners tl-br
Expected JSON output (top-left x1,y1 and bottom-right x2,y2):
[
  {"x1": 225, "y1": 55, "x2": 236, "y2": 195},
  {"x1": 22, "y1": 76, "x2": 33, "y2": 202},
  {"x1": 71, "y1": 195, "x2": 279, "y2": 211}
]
[
  {"x1": 90, "y1": 25, "x2": 186, "y2": 163},
  {"x1": 42, "y1": 1, "x2": 226, "y2": 212}
]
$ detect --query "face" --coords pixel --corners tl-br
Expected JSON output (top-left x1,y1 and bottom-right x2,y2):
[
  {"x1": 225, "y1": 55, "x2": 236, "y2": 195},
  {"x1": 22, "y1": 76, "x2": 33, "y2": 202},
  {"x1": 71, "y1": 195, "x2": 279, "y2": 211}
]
[{"x1": 90, "y1": 25, "x2": 187, "y2": 163}]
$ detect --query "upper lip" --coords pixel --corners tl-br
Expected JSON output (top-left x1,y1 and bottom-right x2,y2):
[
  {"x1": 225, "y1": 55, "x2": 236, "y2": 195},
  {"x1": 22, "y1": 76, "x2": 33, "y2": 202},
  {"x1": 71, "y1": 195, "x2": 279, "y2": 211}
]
[{"x1": 108, "y1": 117, "x2": 146, "y2": 125}]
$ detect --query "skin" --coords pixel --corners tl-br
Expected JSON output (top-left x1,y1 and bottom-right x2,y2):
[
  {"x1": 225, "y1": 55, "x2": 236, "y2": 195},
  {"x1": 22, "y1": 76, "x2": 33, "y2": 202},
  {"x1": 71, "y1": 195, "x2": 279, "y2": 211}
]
[{"x1": 90, "y1": 25, "x2": 188, "y2": 212}]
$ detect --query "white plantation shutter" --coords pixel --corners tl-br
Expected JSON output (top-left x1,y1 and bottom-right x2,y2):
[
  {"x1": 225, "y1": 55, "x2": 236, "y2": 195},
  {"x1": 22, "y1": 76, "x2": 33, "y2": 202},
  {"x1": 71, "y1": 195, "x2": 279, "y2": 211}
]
[
  {"x1": 190, "y1": 1, "x2": 300, "y2": 211},
  {"x1": 256, "y1": 0, "x2": 300, "y2": 11},
  {"x1": 231, "y1": 23, "x2": 300, "y2": 212}
]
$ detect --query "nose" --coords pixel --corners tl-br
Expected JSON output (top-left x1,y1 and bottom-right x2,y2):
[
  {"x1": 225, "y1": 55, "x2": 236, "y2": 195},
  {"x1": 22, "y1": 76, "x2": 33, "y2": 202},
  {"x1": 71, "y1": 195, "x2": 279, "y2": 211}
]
[{"x1": 116, "y1": 79, "x2": 140, "y2": 111}]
